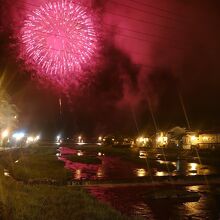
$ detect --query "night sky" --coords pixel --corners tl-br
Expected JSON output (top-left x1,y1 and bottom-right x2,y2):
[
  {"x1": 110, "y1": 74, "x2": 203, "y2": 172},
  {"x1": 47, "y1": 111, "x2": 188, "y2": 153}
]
[{"x1": 1, "y1": 0, "x2": 220, "y2": 138}]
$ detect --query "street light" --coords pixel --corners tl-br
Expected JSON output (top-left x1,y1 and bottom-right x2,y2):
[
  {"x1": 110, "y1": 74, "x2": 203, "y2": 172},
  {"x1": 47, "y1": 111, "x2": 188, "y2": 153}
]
[
  {"x1": 12, "y1": 132, "x2": 25, "y2": 141},
  {"x1": 78, "y1": 136, "x2": 81, "y2": 143},
  {"x1": 1, "y1": 129, "x2": 9, "y2": 139}
]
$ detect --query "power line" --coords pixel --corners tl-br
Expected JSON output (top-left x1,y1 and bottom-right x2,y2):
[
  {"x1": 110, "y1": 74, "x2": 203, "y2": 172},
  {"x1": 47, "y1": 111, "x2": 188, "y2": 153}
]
[
  {"x1": 18, "y1": 0, "x2": 184, "y2": 32},
  {"x1": 15, "y1": 23, "x2": 185, "y2": 52},
  {"x1": 125, "y1": 0, "x2": 185, "y2": 18},
  {"x1": 14, "y1": 5, "x2": 183, "y2": 46},
  {"x1": 109, "y1": 0, "x2": 185, "y2": 23},
  {"x1": 104, "y1": 23, "x2": 188, "y2": 50},
  {"x1": 105, "y1": 10, "x2": 182, "y2": 31},
  {"x1": 13, "y1": 3, "x2": 188, "y2": 51},
  {"x1": 103, "y1": 22, "x2": 173, "y2": 41},
  {"x1": 9, "y1": 1, "x2": 190, "y2": 69},
  {"x1": 109, "y1": 32, "x2": 185, "y2": 51}
]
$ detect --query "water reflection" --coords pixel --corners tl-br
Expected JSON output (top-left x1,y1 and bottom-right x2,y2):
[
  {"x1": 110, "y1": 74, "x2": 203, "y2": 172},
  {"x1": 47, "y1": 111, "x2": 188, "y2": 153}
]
[
  {"x1": 176, "y1": 160, "x2": 214, "y2": 176},
  {"x1": 139, "y1": 150, "x2": 147, "y2": 159},
  {"x1": 77, "y1": 150, "x2": 83, "y2": 156},
  {"x1": 132, "y1": 203, "x2": 155, "y2": 219},
  {"x1": 59, "y1": 152, "x2": 153, "y2": 180},
  {"x1": 188, "y1": 162, "x2": 197, "y2": 175},
  {"x1": 75, "y1": 169, "x2": 82, "y2": 180},
  {"x1": 187, "y1": 185, "x2": 201, "y2": 192},
  {"x1": 3, "y1": 169, "x2": 10, "y2": 177},
  {"x1": 87, "y1": 185, "x2": 220, "y2": 219},
  {"x1": 157, "y1": 160, "x2": 170, "y2": 164},
  {"x1": 58, "y1": 147, "x2": 217, "y2": 180},
  {"x1": 155, "y1": 171, "x2": 169, "y2": 176},
  {"x1": 96, "y1": 167, "x2": 104, "y2": 178},
  {"x1": 135, "y1": 168, "x2": 147, "y2": 177}
]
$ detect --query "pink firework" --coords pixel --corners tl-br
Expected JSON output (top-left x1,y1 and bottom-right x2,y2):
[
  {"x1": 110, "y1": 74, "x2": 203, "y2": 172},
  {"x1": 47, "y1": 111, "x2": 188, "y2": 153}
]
[{"x1": 20, "y1": 0, "x2": 99, "y2": 89}]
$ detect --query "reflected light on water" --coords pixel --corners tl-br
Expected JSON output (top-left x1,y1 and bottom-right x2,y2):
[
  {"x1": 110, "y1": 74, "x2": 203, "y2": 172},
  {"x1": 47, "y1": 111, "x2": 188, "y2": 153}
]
[
  {"x1": 75, "y1": 169, "x2": 82, "y2": 179},
  {"x1": 186, "y1": 185, "x2": 200, "y2": 192},
  {"x1": 188, "y1": 163, "x2": 198, "y2": 175},
  {"x1": 97, "y1": 167, "x2": 104, "y2": 178},
  {"x1": 155, "y1": 171, "x2": 168, "y2": 176},
  {"x1": 135, "y1": 168, "x2": 147, "y2": 177},
  {"x1": 157, "y1": 160, "x2": 167, "y2": 164},
  {"x1": 189, "y1": 172, "x2": 197, "y2": 176},
  {"x1": 139, "y1": 151, "x2": 147, "y2": 159},
  {"x1": 4, "y1": 169, "x2": 10, "y2": 177},
  {"x1": 132, "y1": 203, "x2": 155, "y2": 219},
  {"x1": 77, "y1": 151, "x2": 83, "y2": 156},
  {"x1": 172, "y1": 162, "x2": 177, "y2": 166},
  {"x1": 189, "y1": 163, "x2": 198, "y2": 171}
]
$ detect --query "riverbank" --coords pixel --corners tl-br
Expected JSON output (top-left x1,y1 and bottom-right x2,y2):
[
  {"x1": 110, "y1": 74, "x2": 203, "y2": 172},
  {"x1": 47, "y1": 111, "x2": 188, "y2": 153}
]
[{"x1": 0, "y1": 146, "x2": 131, "y2": 220}]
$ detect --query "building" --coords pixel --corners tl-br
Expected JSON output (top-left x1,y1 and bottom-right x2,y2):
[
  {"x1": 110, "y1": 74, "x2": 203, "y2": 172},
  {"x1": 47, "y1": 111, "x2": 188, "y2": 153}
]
[
  {"x1": 155, "y1": 132, "x2": 168, "y2": 148},
  {"x1": 182, "y1": 131, "x2": 220, "y2": 150},
  {"x1": 198, "y1": 132, "x2": 220, "y2": 149}
]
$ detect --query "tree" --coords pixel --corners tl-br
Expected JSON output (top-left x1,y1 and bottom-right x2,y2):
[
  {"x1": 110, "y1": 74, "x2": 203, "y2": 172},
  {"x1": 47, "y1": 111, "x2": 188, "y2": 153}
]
[{"x1": 0, "y1": 91, "x2": 18, "y2": 131}]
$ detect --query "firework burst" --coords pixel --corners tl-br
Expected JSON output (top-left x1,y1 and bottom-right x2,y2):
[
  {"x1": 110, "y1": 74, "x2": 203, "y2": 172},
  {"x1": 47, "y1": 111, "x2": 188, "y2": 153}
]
[{"x1": 19, "y1": 0, "x2": 100, "y2": 90}]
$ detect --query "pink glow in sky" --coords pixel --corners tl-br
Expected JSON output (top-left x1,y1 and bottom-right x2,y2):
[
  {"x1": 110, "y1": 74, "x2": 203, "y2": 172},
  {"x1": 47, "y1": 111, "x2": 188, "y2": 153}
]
[{"x1": 19, "y1": 0, "x2": 99, "y2": 90}]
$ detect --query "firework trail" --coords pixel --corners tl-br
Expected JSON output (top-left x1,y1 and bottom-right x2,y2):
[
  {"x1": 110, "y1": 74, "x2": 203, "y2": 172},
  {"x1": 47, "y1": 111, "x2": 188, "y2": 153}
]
[{"x1": 19, "y1": 0, "x2": 100, "y2": 90}]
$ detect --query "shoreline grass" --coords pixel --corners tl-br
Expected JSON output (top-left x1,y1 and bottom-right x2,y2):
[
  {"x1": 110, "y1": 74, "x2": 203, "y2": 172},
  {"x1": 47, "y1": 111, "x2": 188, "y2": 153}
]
[
  {"x1": 0, "y1": 146, "x2": 72, "y2": 182},
  {"x1": 0, "y1": 146, "x2": 133, "y2": 220}
]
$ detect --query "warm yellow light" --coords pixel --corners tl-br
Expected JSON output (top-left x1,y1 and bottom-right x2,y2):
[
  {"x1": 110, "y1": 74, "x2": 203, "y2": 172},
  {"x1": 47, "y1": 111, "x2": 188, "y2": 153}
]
[
  {"x1": 97, "y1": 167, "x2": 104, "y2": 178},
  {"x1": 98, "y1": 136, "x2": 102, "y2": 141},
  {"x1": 202, "y1": 136, "x2": 209, "y2": 141},
  {"x1": 190, "y1": 135, "x2": 198, "y2": 145},
  {"x1": 189, "y1": 163, "x2": 197, "y2": 171},
  {"x1": 35, "y1": 135, "x2": 40, "y2": 141},
  {"x1": 139, "y1": 137, "x2": 144, "y2": 142},
  {"x1": 155, "y1": 171, "x2": 166, "y2": 176},
  {"x1": 191, "y1": 136, "x2": 197, "y2": 141},
  {"x1": 157, "y1": 137, "x2": 163, "y2": 143},
  {"x1": 75, "y1": 169, "x2": 81, "y2": 180},
  {"x1": 157, "y1": 135, "x2": 168, "y2": 144},
  {"x1": 27, "y1": 136, "x2": 34, "y2": 142},
  {"x1": 1, "y1": 129, "x2": 9, "y2": 139},
  {"x1": 136, "y1": 136, "x2": 149, "y2": 144},
  {"x1": 136, "y1": 168, "x2": 147, "y2": 177},
  {"x1": 144, "y1": 138, "x2": 149, "y2": 142}
]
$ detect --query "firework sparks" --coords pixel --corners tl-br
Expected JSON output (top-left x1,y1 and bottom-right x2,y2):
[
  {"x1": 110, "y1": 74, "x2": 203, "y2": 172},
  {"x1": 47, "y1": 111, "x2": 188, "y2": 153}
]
[{"x1": 19, "y1": 0, "x2": 99, "y2": 90}]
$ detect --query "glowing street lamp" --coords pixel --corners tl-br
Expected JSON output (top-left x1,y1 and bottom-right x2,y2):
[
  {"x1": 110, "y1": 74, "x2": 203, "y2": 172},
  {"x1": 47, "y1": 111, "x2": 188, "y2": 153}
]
[
  {"x1": 136, "y1": 136, "x2": 149, "y2": 147},
  {"x1": 156, "y1": 133, "x2": 168, "y2": 147},
  {"x1": 12, "y1": 132, "x2": 25, "y2": 141},
  {"x1": 1, "y1": 129, "x2": 9, "y2": 139},
  {"x1": 26, "y1": 136, "x2": 34, "y2": 144},
  {"x1": 35, "y1": 135, "x2": 40, "y2": 141},
  {"x1": 78, "y1": 136, "x2": 82, "y2": 143},
  {"x1": 190, "y1": 135, "x2": 198, "y2": 145}
]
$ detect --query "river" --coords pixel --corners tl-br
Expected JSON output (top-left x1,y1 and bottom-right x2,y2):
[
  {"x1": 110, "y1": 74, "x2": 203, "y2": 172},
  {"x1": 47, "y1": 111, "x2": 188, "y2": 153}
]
[{"x1": 58, "y1": 145, "x2": 220, "y2": 219}]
